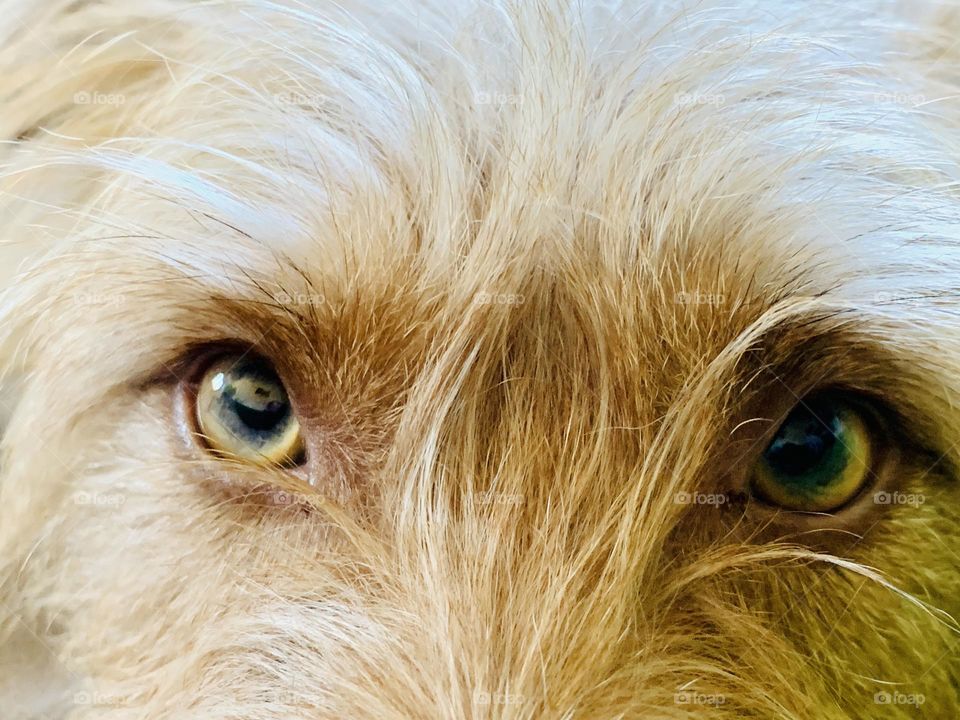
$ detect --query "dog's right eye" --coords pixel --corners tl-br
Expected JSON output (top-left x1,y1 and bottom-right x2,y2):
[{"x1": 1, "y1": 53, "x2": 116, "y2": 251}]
[{"x1": 193, "y1": 354, "x2": 305, "y2": 467}]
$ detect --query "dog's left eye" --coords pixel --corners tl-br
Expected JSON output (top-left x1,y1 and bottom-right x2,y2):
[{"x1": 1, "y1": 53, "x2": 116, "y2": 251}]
[
  {"x1": 193, "y1": 354, "x2": 305, "y2": 466},
  {"x1": 750, "y1": 394, "x2": 874, "y2": 512}
]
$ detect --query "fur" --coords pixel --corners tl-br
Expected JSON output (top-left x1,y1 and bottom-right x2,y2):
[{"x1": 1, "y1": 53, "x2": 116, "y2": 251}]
[{"x1": 1, "y1": 0, "x2": 959, "y2": 717}]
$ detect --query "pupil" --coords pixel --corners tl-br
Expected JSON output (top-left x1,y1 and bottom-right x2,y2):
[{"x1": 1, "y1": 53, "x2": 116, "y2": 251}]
[
  {"x1": 219, "y1": 363, "x2": 291, "y2": 433},
  {"x1": 230, "y1": 396, "x2": 289, "y2": 432},
  {"x1": 764, "y1": 404, "x2": 840, "y2": 477}
]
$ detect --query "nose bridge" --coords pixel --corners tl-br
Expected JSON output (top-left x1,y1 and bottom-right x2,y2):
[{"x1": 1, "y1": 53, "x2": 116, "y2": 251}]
[
  {"x1": 299, "y1": 272, "x2": 739, "y2": 720},
  {"x1": 431, "y1": 344, "x2": 658, "y2": 658},
  {"x1": 379, "y1": 256, "x2": 746, "y2": 707},
  {"x1": 421, "y1": 266, "x2": 712, "y2": 564}
]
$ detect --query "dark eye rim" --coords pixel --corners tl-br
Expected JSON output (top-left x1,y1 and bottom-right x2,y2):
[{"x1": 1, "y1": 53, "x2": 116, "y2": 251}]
[
  {"x1": 178, "y1": 344, "x2": 309, "y2": 469},
  {"x1": 739, "y1": 388, "x2": 903, "y2": 524}
]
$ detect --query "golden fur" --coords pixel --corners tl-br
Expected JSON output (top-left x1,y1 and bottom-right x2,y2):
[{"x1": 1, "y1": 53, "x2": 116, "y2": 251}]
[{"x1": 1, "y1": 0, "x2": 959, "y2": 717}]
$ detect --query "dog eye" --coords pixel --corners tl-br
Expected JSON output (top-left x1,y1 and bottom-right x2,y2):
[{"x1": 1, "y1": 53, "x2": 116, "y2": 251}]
[
  {"x1": 750, "y1": 394, "x2": 874, "y2": 512},
  {"x1": 193, "y1": 354, "x2": 305, "y2": 466}
]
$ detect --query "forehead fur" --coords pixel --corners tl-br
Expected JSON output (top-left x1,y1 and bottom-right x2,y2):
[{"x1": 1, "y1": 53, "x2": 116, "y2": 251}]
[
  {"x1": 1, "y1": 0, "x2": 960, "y2": 718},
  {"x1": 2, "y1": 0, "x2": 958, "y2": 389}
]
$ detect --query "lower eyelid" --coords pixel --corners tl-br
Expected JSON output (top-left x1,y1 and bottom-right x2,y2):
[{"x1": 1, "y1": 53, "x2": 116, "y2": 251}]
[{"x1": 725, "y1": 391, "x2": 898, "y2": 516}]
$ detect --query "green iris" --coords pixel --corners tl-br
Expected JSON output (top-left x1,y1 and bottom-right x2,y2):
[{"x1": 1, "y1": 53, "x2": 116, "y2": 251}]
[{"x1": 752, "y1": 396, "x2": 872, "y2": 512}]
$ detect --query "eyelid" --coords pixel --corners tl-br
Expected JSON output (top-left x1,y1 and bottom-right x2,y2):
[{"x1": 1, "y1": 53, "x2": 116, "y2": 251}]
[
  {"x1": 166, "y1": 344, "x2": 312, "y2": 479},
  {"x1": 136, "y1": 340, "x2": 257, "y2": 391},
  {"x1": 722, "y1": 388, "x2": 890, "y2": 488},
  {"x1": 725, "y1": 391, "x2": 916, "y2": 545}
]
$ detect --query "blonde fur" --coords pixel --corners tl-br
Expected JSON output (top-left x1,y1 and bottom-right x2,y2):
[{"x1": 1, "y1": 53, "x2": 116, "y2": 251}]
[{"x1": 1, "y1": 1, "x2": 959, "y2": 718}]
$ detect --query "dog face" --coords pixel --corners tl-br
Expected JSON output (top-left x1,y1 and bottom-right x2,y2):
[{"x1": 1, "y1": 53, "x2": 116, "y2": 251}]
[{"x1": 1, "y1": 1, "x2": 958, "y2": 718}]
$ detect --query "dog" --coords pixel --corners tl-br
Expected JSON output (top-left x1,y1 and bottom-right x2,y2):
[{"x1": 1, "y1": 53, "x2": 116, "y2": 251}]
[{"x1": 1, "y1": 0, "x2": 959, "y2": 717}]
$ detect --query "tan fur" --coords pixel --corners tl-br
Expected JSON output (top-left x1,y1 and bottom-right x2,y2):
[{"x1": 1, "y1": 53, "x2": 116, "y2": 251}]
[{"x1": 1, "y1": 1, "x2": 959, "y2": 718}]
